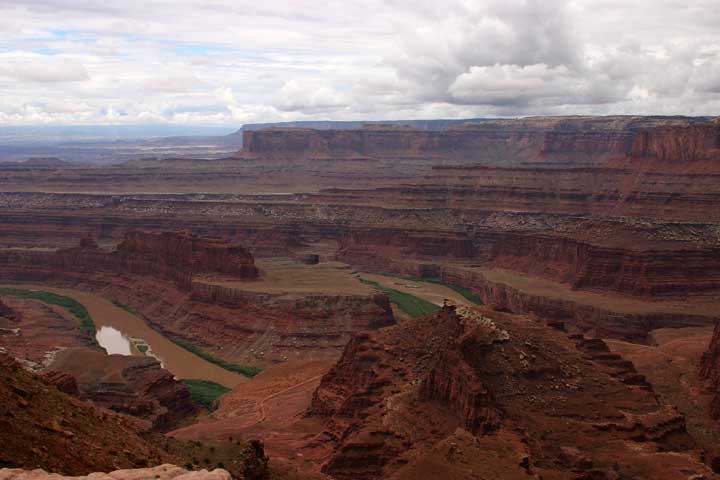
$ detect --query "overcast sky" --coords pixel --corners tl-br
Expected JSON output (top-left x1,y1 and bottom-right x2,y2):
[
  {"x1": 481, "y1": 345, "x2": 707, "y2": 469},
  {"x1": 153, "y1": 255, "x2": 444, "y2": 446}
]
[{"x1": 1, "y1": 0, "x2": 719, "y2": 126}]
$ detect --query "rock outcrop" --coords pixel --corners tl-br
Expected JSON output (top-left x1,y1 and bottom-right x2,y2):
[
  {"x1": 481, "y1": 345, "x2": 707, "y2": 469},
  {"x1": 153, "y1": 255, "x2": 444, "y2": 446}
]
[
  {"x1": 0, "y1": 299, "x2": 18, "y2": 321},
  {"x1": 116, "y1": 230, "x2": 258, "y2": 279},
  {"x1": 418, "y1": 307, "x2": 509, "y2": 434},
  {"x1": 700, "y1": 321, "x2": 720, "y2": 419},
  {"x1": 308, "y1": 305, "x2": 708, "y2": 479},
  {"x1": 0, "y1": 465, "x2": 231, "y2": 480},
  {"x1": 0, "y1": 353, "x2": 173, "y2": 474},
  {"x1": 47, "y1": 348, "x2": 199, "y2": 431},
  {"x1": 41, "y1": 371, "x2": 80, "y2": 396}
]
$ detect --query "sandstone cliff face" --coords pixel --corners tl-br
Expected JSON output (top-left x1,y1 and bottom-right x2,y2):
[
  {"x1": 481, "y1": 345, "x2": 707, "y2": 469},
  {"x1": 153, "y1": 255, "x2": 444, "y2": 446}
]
[
  {"x1": 241, "y1": 116, "x2": 716, "y2": 165},
  {"x1": 630, "y1": 124, "x2": 720, "y2": 162},
  {"x1": 479, "y1": 231, "x2": 720, "y2": 296},
  {"x1": 438, "y1": 265, "x2": 712, "y2": 342},
  {"x1": 338, "y1": 225, "x2": 720, "y2": 298},
  {"x1": 307, "y1": 306, "x2": 705, "y2": 480},
  {"x1": 700, "y1": 321, "x2": 720, "y2": 419},
  {"x1": 116, "y1": 230, "x2": 258, "y2": 279},
  {"x1": 118, "y1": 230, "x2": 258, "y2": 278},
  {"x1": 418, "y1": 311, "x2": 508, "y2": 435},
  {"x1": 0, "y1": 230, "x2": 258, "y2": 292}
]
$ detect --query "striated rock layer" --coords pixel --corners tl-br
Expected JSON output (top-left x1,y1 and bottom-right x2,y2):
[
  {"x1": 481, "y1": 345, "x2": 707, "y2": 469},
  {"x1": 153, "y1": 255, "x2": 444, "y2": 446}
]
[
  {"x1": 116, "y1": 230, "x2": 258, "y2": 279},
  {"x1": 242, "y1": 116, "x2": 720, "y2": 165},
  {"x1": 308, "y1": 305, "x2": 711, "y2": 479}
]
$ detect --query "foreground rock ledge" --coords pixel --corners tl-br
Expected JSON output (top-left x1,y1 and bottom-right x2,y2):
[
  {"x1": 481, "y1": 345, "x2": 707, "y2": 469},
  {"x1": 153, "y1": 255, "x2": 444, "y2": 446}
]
[{"x1": 0, "y1": 465, "x2": 230, "y2": 480}]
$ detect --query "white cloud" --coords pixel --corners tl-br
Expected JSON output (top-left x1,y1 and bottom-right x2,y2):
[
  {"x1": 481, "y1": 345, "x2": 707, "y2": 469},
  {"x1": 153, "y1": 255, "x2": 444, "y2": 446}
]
[
  {"x1": 274, "y1": 79, "x2": 351, "y2": 113},
  {"x1": 0, "y1": 55, "x2": 90, "y2": 82},
  {"x1": 0, "y1": 0, "x2": 718, "y2": 125}
]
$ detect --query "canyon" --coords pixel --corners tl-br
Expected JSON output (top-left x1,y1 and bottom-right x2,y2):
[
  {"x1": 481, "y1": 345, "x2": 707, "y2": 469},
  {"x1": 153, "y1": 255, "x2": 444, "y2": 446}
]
[
  {"x1": 2, "y1": 116, "x2": 720, "y2": 478},
  {"x1": 0, "y1": 231, "x2": 393, "y2": 367}
]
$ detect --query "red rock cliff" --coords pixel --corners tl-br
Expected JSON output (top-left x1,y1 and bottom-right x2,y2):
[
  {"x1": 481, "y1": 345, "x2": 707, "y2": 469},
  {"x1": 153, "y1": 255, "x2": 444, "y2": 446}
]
[
  {"x1": 0, "y1": 298, "x2": 19, "y2": 321},
  {"x1": 306, "y1": 305, "x2": 700, "y2": 480},
  {"x1": 241, "y1": 116, "x2": 717, "y2": 164},
  {"x1": 117, "y1": 230, "x2": 258, "y2": 279},
  {"x1": 700, "y1": 320, "x2": 720, "y2": 419},
  {"x1": 630, "y1": 124, "x2": 720, "y2": 162}
]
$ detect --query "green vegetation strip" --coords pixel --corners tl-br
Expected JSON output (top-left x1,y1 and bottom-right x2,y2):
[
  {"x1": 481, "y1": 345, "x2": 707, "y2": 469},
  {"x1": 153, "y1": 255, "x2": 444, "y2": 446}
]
[
  {"x1": 0, "y1": 287, "x2": 96, "y2": 336},
  {"x1": 182, "y1": 379, "x2": 231, "y2": 410},
  {"x1": 360, "y1": 278, "x2": 440, "y2": 318},
  {"x1": 110, "y1": 299, "x2": 262, "y2": 378},
  {"x1": 398, "y1": 276, "x2": 484, "y2": 305},
  {"x1": 171, "y1": 338, "x2": 262, "y2": 378},
  {"x1": 111, "y1": 299, "x2": 141, "y2": 316}
]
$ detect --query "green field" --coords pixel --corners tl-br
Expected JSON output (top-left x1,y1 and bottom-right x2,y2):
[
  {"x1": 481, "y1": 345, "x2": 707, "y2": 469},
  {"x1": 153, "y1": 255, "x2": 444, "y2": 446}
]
[
  {"x1": 109, "y1": 299, "x2": 262, "y2": 378},
  {"x1": 181, "y1": 379, "x2": 232, "y2": 410},
  {"x1": 360, "y1": 278, "x2": 440, "y2": 317},
  {"x1": 0, "y1": 287, "x2": 96, "y2": 337},
  {"x1": 399, "y1": 276, "x2": 484, "y2": 305}
]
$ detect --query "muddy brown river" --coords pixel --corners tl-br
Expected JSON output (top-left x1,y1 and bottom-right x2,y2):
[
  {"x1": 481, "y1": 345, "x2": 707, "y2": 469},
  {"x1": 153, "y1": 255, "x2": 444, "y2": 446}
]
[{"x1": 2, "y1": 284, "x2": 245, "y2": 388}]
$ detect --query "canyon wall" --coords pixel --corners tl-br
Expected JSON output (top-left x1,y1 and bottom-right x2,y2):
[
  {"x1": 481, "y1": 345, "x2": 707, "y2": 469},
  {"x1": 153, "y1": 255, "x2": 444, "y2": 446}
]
[
  {"x1": 700, "y1": 321, "x2": 720, "y2": 419},
  {"x1": 242, "y1": 116, "x2": 719, "y2": 165},
  {"x1": 439, "y1": 266, "x2": 712, "y2": 342},
  {"x1": 116, "y1": 230, "x2": 258, "y2": 279},
  {"x1": 0, "y1": 230, "x2": 256, "y2": 291},
  {"x1": 0, "y1": 234, "x2": 394, "y2": 365},
  {"x1": 630, "y1": 123, "x2": 720, "y2": 162},
  {"x1": 338, "y1": 227, "x2": 720, "y2": 297}
]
